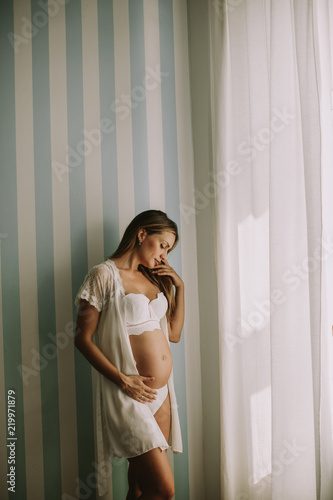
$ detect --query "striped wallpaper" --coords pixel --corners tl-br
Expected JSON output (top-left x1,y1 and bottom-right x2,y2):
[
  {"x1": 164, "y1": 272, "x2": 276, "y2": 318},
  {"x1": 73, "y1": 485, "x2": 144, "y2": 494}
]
[{"x1": 0, "y1": 0, "x2": 204, "y2": 499}]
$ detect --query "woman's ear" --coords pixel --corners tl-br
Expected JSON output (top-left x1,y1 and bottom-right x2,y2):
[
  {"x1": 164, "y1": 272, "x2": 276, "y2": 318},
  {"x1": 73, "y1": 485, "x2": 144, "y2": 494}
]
[{"x1": 137, "y1": 228, "x2": 145, "y2": 242}]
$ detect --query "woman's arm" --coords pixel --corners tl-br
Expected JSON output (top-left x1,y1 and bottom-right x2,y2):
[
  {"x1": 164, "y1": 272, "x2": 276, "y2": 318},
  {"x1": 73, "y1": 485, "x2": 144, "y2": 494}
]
[
  {"x1": 75, "y1": 299, "x2": 157, "y2": 402},
  {"x1": 168, "y1": 284, "x2": 184, "y2": 343},
  {"x1": 75, "y1": 300, "x2": 126, "y2": 385},
  {"x1": 152, "y1": 259, "x2": 185, "y2": 343}
]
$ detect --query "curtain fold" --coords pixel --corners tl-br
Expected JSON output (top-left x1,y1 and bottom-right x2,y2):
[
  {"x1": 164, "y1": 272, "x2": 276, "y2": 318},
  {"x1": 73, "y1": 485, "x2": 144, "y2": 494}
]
[{"x1": 208, "y1": 0, "x2": 333, "y2": 498}]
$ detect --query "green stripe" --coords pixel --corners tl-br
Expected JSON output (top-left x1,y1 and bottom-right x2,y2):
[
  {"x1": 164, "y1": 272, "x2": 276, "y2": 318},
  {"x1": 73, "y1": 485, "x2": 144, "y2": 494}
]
[
  {"x1": 129, "y1": 0, "x2": 150, "y2": 214},
  {"x1": 30, "y1": 0, "x2": 62, "y2": 497},
  {"x1": 65, "y1": 1, "x2": 96, "y2": 499},
  {"x1": 97, "y1": 0, "x2": 120, "y2": 259},
  {"x1": 111, "y1": 459, "x2": 128, "y2": 500},
  {"x1": 0, "y1": 0, "x2": 27, "y2": 498}
]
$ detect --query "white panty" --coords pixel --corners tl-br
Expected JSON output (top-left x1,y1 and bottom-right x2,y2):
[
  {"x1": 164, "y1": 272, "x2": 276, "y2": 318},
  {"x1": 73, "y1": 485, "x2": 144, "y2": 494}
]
[{"x1": 148, "y1": 384, "x2": 168, "y2": 415}]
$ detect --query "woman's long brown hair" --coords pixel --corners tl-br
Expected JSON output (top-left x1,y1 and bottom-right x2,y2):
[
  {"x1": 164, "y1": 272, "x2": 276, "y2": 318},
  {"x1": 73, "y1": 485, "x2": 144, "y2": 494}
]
[{"x1": 108, "y1": 210, "x2": 179, "y2": 322}]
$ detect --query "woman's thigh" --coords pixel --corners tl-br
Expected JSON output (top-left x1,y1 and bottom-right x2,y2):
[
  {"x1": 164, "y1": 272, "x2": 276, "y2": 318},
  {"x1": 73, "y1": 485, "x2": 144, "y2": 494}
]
[
  {"x1": 128, "y1": 447, "x2": 174, "y2": 496},
  {"x1": 127, "y1": 392, "x2": 172, "y2": 496},
  {"x1": 153, "y1": 391, "x2": 171, "y2": 443}
]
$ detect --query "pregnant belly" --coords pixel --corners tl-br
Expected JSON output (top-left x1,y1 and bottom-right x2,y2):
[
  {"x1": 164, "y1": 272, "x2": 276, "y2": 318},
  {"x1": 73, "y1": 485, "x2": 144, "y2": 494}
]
[{"x1": 129, "y1": 329, "x2": 172, "y2": 388}]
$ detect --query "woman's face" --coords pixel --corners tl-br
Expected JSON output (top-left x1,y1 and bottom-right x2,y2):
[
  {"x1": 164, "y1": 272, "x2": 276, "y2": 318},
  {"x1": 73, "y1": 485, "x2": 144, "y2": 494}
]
[{"x1": 138, "y1": 231, "x2": 176, "y2": 269}]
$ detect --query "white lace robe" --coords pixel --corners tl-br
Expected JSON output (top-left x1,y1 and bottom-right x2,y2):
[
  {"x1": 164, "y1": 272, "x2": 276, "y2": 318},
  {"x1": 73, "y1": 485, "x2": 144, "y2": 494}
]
[{"x1": 75, "y1": 259, "x2": 182, "y2": 496}]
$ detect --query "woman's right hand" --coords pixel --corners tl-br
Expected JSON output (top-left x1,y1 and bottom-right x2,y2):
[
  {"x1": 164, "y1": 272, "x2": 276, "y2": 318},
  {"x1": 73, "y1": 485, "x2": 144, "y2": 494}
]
[{"x1": 120, "y1": 374, "x2": 158, "y2": 403}]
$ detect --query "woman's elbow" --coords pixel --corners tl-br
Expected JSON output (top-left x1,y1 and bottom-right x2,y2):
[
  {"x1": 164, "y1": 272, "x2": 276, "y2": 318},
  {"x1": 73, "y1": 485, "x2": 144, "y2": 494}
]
[
  {"x1": 74, "y1": 329, "x2": 91, "y2": 350},
  {"x1": 169, "y1": 330, "x2": 182, "y2": 343}
]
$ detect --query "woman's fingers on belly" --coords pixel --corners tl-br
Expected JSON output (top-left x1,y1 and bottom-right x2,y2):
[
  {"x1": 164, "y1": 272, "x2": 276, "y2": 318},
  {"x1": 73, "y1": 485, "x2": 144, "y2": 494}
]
[
  {"x1": 140, "y1": 377, "x2": 158, "y2": 394},
  {"x1": 140, "y1": 380, "x2": 159, "y2": 401},
  {"x1": 134, "y1": 353, "x2": 173, "y2": 389},
  {"x1": 128, "y1": 330, "x2": 173, "y2": 390},
  {"x1": 122, "y1": 374, "x2": 158, "y2": 402}
]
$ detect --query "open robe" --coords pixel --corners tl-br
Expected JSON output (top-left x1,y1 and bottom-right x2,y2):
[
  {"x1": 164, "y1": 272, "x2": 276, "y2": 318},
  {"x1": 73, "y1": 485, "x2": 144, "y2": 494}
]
[{"x1": 74, "y1": 259, "x2": 182, "y2": 496}]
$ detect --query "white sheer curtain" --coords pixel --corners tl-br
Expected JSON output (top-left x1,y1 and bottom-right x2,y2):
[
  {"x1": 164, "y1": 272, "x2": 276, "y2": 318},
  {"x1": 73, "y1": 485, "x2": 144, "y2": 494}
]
[{"x1": 208, "y1": 0, "x2": 333, "y2": 498}]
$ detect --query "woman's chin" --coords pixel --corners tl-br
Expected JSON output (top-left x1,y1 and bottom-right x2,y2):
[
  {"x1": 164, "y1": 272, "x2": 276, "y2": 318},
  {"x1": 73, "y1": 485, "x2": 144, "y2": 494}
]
[{"x1": 140, "y1": 258, "x2": 155, "y2": 269}]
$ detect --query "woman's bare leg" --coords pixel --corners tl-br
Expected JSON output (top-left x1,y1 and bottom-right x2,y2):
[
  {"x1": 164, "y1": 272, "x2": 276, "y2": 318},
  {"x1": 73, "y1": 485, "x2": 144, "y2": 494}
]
[
  {"x1": 127, "y1": 392, "x2": 173, "y2": 499},
  {"x1": 126, "y1": 460, "x2": 142, "y2": 500},
  {"x1": 128, "y1": 448, "x2": 174, "y2": 500},
  {"x1": 153, "y1": 392, "x2": 171, "y2": 443}
]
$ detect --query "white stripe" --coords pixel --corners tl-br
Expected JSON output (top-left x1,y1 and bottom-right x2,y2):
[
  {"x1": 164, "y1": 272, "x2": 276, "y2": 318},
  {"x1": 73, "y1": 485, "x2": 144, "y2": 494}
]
[
  {"x1": 49, "y1": 2, "x2": 79, "y2": 498},
  {"x1": 143, "y1": 0, "x2": 166, "y2": 210},
  {"x1": 13, "y1": 1, "x2": 44, "y2": 499},
  {"x1": 329, "y1": 2, "x2": 333, "y2": 88},
  {"x1": 0, "y1": 244, "x2": 8, "y2": 500},
  {"x1": 81, "y1": 2, "x2": 113, "y2": 498},
  {"x1": 173, "y1": 0, "x2": 205, "y2": 498},
  {"x1": 113, "y1": 0, "x2": 135, "y2": 235},
  {"x1": 82, "y1": 0, "x2": 104, "y2": 268}
]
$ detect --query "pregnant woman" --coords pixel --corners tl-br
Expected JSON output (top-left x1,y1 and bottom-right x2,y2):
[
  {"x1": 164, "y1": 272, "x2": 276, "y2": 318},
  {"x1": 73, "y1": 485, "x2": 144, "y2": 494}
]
[{"x1": 74, "y1": 210, "x2": 184, "y2": 500}]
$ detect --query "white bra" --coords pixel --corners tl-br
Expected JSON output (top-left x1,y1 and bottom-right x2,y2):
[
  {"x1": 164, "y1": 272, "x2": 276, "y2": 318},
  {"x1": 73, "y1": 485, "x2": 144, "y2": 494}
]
[{"x1": 124, "y1": 292, "x2": 168, "y2": 336}]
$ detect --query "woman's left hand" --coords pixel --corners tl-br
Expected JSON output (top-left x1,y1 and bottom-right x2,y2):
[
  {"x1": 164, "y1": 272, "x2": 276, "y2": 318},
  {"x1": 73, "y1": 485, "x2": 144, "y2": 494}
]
[{"x1": 152, "y1": 257, "x2": 184, "y2": 288}]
